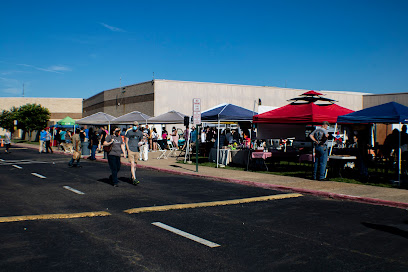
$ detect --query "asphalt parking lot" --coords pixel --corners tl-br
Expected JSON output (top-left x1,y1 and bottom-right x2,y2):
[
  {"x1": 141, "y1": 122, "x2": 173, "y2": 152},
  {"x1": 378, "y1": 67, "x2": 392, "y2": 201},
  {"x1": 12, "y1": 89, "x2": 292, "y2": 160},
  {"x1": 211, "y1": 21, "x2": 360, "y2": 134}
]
[{"x1": 1, "y1": 148, "x2": 408, "y2": 271}]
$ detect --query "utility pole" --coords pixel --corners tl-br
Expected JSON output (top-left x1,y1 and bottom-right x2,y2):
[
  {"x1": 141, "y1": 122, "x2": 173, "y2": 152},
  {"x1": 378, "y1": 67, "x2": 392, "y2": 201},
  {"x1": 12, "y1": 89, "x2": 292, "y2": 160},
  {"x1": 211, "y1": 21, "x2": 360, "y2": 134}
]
[{"x1": 22, "y1": 83, "x2": 25, "y2": 97}]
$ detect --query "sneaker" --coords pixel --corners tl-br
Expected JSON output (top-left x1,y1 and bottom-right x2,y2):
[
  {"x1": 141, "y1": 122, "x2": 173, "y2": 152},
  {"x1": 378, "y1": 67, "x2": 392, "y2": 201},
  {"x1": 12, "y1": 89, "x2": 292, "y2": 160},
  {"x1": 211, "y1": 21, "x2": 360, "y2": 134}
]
[
  {"x1": 113, "y1": 184, "x2": 119, "y2": 187},
  {"x1": 132, "y1": 179, "x2": 140, "y2": 186}
]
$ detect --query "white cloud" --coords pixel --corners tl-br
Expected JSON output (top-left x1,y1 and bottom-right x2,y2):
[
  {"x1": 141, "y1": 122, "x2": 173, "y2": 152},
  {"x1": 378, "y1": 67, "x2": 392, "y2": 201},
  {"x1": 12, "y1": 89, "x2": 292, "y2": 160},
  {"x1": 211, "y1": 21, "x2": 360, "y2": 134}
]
[
  {"x1": 17, "y1": 63, "x2": 72, "y2": 74},
  {"x1": 100, "y1": 22, "x2": 125, "y2": 32},
  {"x1": 48, "y1": 65, "x2": 72, "y2": 72},
  {"x1": 2, "y1": 87, "x2": 21, "y2": 95}
]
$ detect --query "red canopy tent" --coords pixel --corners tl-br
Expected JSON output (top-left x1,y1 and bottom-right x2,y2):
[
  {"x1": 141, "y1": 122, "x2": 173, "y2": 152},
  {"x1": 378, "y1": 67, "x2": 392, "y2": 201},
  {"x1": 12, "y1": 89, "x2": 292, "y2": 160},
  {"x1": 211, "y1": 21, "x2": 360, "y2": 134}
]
[
  {"x1": 253, "y1": 103, "x2": 354, "y2": 124},
  {"x1": 252, "y1": 91, "x2": 354, "y2": 140}
]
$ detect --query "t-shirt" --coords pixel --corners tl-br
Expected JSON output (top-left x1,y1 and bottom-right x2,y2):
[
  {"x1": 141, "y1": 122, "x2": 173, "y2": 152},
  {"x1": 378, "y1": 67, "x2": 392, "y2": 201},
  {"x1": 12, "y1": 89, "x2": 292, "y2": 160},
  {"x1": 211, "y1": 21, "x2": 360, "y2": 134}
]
[
  {"x1": 45, "y1": 131, "x2": 51, "y2": 141},
  {"x1": 310, "y1": 127, "x2": 328, "y2": 145},
  {"x1": 4, "y1": 132, "x2": 11, "y2": 144},
  {"x1": 125, "y1": 129, "x2": 144, "y2": 152},
  {"x1": 72, "y1": 134, "x2": 81, "y2": 151},
  {"x1": 60, "y1": 131, "x2": 66, "y2": 140},
  {"x1": 40, "y1": 130, "x2": 47, "y2": 141},
  {"x1": 105, "y1": 134, "x2": 123, "y2": 156}
]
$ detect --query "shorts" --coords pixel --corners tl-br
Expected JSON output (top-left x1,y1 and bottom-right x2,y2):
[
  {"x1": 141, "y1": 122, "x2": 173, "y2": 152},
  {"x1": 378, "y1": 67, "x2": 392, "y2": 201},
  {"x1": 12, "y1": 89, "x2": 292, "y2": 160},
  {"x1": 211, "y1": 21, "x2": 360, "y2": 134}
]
[{"x1": 128, "y1": 150, "x2": 139, "y2": 163}]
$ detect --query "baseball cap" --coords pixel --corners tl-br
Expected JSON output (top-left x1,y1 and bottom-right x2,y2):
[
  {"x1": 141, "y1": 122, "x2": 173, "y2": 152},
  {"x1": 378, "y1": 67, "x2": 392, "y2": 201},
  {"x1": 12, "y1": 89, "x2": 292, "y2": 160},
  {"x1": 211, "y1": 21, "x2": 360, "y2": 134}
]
[
  {"x1": 322, "y1": 121, "x2": 330, "y2": 126},
  {"x1": 133, "y1": 121, "x2": 139, "y2": 126}
]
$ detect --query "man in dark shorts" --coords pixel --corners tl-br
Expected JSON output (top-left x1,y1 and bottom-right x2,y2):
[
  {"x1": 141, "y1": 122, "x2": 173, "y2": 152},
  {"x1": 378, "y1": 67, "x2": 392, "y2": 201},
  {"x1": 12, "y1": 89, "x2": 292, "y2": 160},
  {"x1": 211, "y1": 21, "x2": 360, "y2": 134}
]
[{"x1": 125, "y1": 121, "x2": 144, "y2": 185}]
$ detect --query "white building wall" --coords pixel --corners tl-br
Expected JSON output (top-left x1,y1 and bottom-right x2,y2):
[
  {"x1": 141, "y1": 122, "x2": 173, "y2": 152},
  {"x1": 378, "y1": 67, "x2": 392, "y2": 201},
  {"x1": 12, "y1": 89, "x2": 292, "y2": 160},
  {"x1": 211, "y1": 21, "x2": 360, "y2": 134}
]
[{"x1": 154, "y1": 80, "x2": 366, "y2": 117}]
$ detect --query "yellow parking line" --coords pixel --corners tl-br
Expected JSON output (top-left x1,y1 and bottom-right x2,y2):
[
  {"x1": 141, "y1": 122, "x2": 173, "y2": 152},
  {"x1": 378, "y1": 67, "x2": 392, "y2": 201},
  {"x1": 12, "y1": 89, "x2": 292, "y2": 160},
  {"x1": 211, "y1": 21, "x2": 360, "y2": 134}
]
[
  {"x1": 0, "y1": 211, "x2": 111, "y2": 223},
  {"x1": 124, "y1": 193, "x2": 303, "y2": 214}
]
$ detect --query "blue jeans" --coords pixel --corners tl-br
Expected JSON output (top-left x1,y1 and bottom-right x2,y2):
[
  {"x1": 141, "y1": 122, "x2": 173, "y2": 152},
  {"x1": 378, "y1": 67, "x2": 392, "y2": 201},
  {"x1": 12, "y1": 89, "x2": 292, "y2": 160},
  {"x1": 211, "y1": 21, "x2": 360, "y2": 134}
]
[
  {"x1": 313, "y1": 145, "x2": 328, "y2": 180},
  {"x1": 108, "y1": 155, "x2": 121, "y2": 185},
  {"x1": 91, "y1": 145, "x2": 98, "y2": 160}
]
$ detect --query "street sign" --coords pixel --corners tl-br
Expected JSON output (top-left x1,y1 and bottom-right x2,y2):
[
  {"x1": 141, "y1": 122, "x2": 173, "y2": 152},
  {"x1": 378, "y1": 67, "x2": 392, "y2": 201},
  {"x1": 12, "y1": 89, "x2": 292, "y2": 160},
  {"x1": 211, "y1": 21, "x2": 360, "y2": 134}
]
[{"x1": 193, "y1": 98, "x2": 201, "y2": 125}]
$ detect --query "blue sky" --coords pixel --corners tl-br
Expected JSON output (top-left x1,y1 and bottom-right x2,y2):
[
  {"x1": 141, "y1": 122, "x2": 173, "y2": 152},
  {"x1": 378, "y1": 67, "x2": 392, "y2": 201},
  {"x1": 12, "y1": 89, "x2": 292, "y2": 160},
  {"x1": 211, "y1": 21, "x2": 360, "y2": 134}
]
[{"x1": 1, "y1": 0, "x2": 407, "y2": 98}]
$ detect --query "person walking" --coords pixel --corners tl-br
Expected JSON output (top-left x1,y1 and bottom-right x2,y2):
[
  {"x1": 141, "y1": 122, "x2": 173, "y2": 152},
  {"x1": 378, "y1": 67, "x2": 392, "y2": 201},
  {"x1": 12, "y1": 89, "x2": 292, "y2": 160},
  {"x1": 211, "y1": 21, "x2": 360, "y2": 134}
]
[
  {"x1": 4, "y1": 129, "x2": 11, "y2": 153},
  {"x1": 45, "y1": 128, "x2": 53, "y2": 153},
  {"x1": 125, "y1": 121, "x2": 144, "y2": 185},
  {"x1": 39, "y1": 128, "x2": 47, "y2": 153},
  {"x1": 309, "y1": 121, "x2": 330, "y2": 181},
  {"x1": 68, "y1": 128, "x2": 82, "y2": 167},
  {"x1": 104, "y1": 127, "x2": 126, "y2": 187}
]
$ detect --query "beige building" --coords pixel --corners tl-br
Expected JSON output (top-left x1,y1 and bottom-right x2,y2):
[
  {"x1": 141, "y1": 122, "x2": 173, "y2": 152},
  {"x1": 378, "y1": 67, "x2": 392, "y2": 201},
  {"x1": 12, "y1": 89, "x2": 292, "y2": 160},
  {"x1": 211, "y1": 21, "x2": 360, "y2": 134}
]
[
  {"x1": 0, "y1": 97, "x2": 83, "y2": 136},
  {"x1": 83, "y1": 79, "x2": 368, "y2": 118}
]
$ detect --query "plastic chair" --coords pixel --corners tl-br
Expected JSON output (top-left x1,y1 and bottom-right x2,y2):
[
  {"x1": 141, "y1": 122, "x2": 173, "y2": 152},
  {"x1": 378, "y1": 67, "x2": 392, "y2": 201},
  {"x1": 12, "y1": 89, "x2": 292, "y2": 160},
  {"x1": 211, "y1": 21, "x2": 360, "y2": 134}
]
[
  {"x1": 166, "y1": 140, "x2": 178, "y2": 158},
  {"x1": 157, "y1": 142, "x2": 167, "y2": 159}
]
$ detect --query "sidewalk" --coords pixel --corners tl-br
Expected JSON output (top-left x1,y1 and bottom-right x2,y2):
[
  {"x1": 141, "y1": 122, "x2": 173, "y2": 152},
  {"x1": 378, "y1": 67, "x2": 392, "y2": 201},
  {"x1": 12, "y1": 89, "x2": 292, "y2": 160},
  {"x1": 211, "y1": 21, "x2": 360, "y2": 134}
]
[{"x1": 14, "y1": 143, "x2": 408, "y2": 209}]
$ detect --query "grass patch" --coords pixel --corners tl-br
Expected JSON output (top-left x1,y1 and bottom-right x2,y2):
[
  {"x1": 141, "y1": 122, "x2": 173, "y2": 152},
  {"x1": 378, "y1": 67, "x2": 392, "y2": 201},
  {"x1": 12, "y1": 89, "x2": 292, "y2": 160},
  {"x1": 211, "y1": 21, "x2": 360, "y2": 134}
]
[{"x1": 177, "y1": 157, "x2": 403, "y2": 189}]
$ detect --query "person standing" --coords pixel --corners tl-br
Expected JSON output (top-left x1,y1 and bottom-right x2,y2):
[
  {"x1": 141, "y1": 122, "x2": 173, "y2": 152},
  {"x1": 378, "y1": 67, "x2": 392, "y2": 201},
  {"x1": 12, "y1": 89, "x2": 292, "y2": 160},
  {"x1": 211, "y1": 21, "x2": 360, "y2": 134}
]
[
  {"x1": 88, "y1": 127, "x2": 99, "y2": 160},
  {"x1": 68, "y1": 128, "x2": 82, "y2": 167},
  {"x1": 60, "y1": 129, "x2": 66, "y2": 143},
  {"x1": 125, "y1": 121, "x2": 144, "y2": 185},
  {"x1": 39, "y1": 128, "x2": 47, "y2": 153},
  {"x1": 100, "y1": 127, "x2": 108, "y2": 159},
  {"x1": 309, "y1": 121, "x2": 330, "y2": 181},
  {"x1": 171, "y1": 127, "x2": 179, "y2": 149},
  {"x1": 104, "y1": 127, "x2": 126, "y2": 187},
  {"x1": 4, "y1": 129, "x2": 11, "y2": 153},
  {"x1": 151, "y1": 127, "x2": 159, "y2": 151},
  {"x1": 45, "y1": 128, "x2": 53, "y2": 153}
]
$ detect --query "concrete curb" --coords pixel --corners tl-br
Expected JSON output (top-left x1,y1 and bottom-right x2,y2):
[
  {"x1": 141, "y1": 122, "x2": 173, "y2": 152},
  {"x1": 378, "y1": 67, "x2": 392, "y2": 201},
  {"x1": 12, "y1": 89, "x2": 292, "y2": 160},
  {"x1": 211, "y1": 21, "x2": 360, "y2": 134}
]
[{"x1": 17, "y1": 143, "x2": 408, "y2": 210}]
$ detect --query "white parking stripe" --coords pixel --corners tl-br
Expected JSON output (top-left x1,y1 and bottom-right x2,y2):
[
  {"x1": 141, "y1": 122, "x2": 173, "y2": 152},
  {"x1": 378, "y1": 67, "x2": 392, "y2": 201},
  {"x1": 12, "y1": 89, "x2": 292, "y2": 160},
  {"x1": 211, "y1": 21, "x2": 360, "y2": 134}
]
[
  {"x1": 31, "y1": 173, "x2": 46, "y2": 179},
  {"x1": 63, "y1": 186, "x2": 85, "y2": 195},
  {"x1": 12, "y1": 165, "x2": 22, "y2": 169},
  {"x1": 152, "y1": 222, "x2": 221, "y2": 248}
]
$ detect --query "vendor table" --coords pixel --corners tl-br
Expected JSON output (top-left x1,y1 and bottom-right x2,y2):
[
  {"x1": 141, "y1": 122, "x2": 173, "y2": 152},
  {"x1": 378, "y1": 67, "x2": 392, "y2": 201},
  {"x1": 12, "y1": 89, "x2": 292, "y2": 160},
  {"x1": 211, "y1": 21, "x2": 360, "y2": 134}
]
[
  {"x1": 328, "y1": 155, "x2": 357, "y2": 178},
  {"x1": 208, "y1": 148, "x2": 250, "y2": 166},
  {"x1": 251, "y1": 151, "x2": 272, "y2": 171}
]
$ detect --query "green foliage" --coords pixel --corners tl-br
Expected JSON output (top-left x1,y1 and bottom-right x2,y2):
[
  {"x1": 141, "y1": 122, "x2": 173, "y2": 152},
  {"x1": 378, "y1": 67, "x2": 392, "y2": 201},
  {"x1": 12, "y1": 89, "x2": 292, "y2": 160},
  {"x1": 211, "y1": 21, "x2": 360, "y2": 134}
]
[
  {"x1": 17, "y1": 104, "x2": 50, "y2": 132},
  {"x1": 0, "y1": 104, "x2": 50, "y2": 140},
  {"x1": 0, "y1": 107, "x2": 18, "y2": 131}
]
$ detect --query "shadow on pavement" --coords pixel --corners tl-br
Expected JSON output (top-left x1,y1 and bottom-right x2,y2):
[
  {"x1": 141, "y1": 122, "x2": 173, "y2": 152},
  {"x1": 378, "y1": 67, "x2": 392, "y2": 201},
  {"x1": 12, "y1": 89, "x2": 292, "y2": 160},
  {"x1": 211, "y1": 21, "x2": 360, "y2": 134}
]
[{"x1": 362, "y1": 222, "x2": 408, "y2": 239}]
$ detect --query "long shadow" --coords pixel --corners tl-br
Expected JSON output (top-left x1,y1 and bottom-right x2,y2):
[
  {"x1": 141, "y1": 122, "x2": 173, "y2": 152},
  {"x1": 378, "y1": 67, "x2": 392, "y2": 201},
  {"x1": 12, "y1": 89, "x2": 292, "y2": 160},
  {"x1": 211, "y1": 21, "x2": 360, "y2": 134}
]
[
  {"x1": 97, "y1": 178, "x2": 114, "y2": 186},
  {"x1": 118, "y1": 177, "x2": 134, "y2": 185},
  {"x1": 362, "y1": 222, "x2": 408, "y2": 239},
  {"x1": 169, "y1": 164, "x2": 196, "y2": 172},
  {"x1": 98, "y1": 177, "x2": 134, "y2": 186}
]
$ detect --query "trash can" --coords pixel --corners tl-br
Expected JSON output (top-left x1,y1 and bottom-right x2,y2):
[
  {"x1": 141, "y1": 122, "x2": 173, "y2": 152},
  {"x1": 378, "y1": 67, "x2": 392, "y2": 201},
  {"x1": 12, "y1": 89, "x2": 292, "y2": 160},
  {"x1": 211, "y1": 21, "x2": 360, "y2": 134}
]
[{"x1": 81, "y1": 141, "x2": 90, "y2": 156}]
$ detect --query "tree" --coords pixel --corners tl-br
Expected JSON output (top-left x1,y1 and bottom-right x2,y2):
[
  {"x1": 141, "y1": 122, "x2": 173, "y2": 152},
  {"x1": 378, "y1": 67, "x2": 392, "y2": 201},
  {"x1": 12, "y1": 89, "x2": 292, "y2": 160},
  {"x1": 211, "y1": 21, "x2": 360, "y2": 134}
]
[
  {"x1": 16, "y1": 104, "x2": 50, "y2": 140},
  {"x1": 0, "y1": 107, "x2": 18, "y2": 132}
]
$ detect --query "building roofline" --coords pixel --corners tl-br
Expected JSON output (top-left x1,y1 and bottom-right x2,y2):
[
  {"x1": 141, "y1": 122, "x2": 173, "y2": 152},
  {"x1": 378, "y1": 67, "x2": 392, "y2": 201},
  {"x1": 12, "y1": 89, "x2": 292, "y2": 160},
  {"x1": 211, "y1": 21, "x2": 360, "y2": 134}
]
[
  {"x1": 155, "y1": 79, "x2": 370, "y2": 96},
  {"x1": 85, "y1": 80, "x2": 154, "y2": 100},
  {"x1": 363, "y1": 92, "x2": 408, "y2": 97},
  {"x1": 0, "y1": 97, "x2": 83, "y2": 99}
]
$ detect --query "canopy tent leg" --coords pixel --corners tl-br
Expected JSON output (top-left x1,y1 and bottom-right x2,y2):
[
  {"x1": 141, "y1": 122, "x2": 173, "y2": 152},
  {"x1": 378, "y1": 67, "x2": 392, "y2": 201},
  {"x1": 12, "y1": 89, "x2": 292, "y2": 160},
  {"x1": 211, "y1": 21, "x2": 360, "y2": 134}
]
[
  {"x1": 325, "y1": 123, "x2": 338, "y2": 179},
  {"x1": 216, "y1": 119, "x2": 220, "y2": 168},
  {"x1": 399, "y1": 122, "x2": 401, "y2": 184}
]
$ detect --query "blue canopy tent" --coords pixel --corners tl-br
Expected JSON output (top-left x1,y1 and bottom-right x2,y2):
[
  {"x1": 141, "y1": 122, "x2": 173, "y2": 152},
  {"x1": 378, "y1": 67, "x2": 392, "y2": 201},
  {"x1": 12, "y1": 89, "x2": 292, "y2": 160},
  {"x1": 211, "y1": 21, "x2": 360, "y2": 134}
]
[
  {"x1": 337, "y1": 102, "x2": 408, "y2": 183},
  {"x1": 201, "y1": 103, "x2": 257, "y2": 167},
  {"x1": 201, "y1": 103, "x2": 256, "y2": 122}
]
